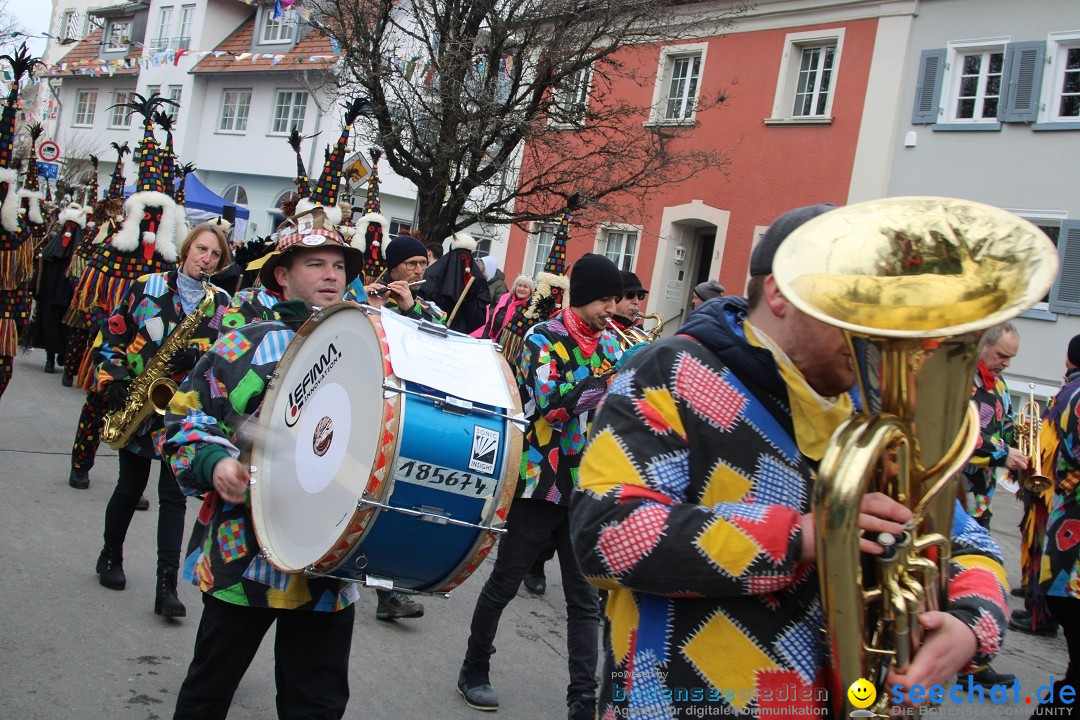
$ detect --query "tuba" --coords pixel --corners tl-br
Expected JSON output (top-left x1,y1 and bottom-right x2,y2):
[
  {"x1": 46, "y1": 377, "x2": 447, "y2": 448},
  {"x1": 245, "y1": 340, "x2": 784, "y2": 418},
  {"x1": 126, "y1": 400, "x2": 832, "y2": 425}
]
[
  {"x1": 772, "y1": 197, "x2": 1058, "y2": 717},
  {"x1": 1016, "y1": 383, "x2": 1053, "y2": 493}
]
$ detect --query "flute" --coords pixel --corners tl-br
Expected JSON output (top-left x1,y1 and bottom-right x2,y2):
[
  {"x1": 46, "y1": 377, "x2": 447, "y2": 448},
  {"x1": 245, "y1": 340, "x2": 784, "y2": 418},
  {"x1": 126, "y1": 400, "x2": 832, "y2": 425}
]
[{"x1": 367, "y1": 279, "x2": 425, "y2": 297}]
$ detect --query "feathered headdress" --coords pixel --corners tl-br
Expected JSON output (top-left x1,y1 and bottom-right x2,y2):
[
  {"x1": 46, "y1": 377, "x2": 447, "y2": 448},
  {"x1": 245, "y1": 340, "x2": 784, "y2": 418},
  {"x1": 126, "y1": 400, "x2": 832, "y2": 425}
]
[
  {"x1": 287, "y1": 128, "x2": 312, "y2": 200},
  {"x1": 299, "y1": 96, "x2": 370, "y2": 227},
  {"x1": 105, "y1": 141, "x2": 130, "y2": 201}
]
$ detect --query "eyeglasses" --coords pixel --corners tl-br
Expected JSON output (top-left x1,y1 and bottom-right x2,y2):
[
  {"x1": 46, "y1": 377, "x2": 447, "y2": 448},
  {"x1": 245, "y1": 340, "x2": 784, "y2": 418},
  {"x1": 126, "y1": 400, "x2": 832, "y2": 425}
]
[
  {"x1": 624, "y1": 291, "x2": 648, "y2": 301},
  {"x1": 402, "y1": 260, "x2": 429, "y2": 271}
]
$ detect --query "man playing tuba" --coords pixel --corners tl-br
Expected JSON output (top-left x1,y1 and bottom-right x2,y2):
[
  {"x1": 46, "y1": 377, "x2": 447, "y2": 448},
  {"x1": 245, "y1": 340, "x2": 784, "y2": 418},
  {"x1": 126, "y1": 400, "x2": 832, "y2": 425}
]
[{"x1": 571, "y1": 204, "x2": 1009, "y2": 718}]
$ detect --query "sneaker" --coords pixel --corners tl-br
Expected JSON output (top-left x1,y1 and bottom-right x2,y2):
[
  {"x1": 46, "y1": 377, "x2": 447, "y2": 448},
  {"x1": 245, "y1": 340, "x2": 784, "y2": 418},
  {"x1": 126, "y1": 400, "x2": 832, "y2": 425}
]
[
  {"x1": 1009, "y1": 609, "x2": 1059, "y2": 637},
  {"x1": 375, "y1": 591, "x2": 424, "y2": 620},
  {"x1": 959, "y1": 667, "x2": 1017, "y2": 688},
  {"x1": 457, "y1": 670, "x2": 499, "y2": 711},
  {"x1": 523, "y1": 571, "x2": 546, "y2": 596},
  {"x1": 135, "y1": 495, "x2": 150, "y2": 511}
]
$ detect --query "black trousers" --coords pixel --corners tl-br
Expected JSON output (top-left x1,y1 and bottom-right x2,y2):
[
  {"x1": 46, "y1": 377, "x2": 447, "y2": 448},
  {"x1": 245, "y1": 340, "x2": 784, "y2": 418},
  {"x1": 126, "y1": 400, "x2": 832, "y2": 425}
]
[
  {"x1": 462, "y1": 497, "x2": 599, "y2": 703},
  {"x1": 1033, "y1": 595, "x2": 1080, "y2": 716},
  {"x1": 174, "y1": 594, "x2": 355, "y2": 720},
  {"x1": 103, "y1": 448, "x2": 186, "y2": 572}
]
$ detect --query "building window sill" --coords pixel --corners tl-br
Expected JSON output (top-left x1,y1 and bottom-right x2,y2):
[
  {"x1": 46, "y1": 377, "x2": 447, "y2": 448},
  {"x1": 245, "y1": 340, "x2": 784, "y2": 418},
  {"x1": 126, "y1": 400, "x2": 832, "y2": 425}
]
[
  {"x1": 1020, "y1": 307, "x2": 1058, "y2": 321},
  {"x1": 1032, "y1": 121, "x2": 1080, "y2": 131},
  {"x1": 763, "y1": 116, "x2": 833, "y2": 126},
  {"x1": 930, "y1": 122, "x2": 1002, "y2": 132}
]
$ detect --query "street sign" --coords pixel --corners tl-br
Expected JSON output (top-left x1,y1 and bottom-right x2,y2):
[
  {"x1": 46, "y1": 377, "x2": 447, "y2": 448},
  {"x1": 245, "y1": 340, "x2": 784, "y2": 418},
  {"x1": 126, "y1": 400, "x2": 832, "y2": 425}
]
[
  {"x1": 37, "y1": 162, "x2": 58, "y2": 179},
  {"x1": 38, "y1": 140, "x2": 60, "y2": 163},
  {"x1": 343, "y1": 151, "x2": 371, "y2": 193}
]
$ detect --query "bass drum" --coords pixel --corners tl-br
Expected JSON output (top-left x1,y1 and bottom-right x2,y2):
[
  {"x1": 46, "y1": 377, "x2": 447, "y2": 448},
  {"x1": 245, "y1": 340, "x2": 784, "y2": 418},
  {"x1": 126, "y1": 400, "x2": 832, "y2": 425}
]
[{"x1": 248, "y1": 302, "x2": 521, "y2": 594}]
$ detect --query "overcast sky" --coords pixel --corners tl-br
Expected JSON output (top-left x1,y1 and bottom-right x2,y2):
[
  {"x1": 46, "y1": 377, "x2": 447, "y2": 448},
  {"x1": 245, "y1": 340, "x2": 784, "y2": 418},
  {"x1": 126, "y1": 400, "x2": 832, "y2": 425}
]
[{"x1": 8, "y1": 2, "x2": 53, "y2": 57}]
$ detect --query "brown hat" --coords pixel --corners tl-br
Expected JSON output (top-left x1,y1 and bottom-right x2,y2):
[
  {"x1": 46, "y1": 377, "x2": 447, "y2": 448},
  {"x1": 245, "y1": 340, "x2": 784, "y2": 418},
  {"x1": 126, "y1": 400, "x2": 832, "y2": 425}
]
[{"x1": 258, "y1": 207, "x2": 363, "y2": 293}]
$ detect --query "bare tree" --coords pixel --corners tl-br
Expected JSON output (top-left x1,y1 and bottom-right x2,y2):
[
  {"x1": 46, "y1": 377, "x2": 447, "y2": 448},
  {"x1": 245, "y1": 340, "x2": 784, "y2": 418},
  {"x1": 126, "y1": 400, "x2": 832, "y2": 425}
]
[
  {"x1": 0, "y1": 0, "x2": 25, "y2": 54},
  {"x1": 309, "y1": 0, "x2": 749, "y2": 241}
]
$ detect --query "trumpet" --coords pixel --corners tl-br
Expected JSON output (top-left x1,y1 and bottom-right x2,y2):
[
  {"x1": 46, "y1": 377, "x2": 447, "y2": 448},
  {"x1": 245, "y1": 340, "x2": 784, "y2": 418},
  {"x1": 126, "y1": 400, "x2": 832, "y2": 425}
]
[{"x1": 1016, "y1": 383, "x2": 1053, "y2": 493}]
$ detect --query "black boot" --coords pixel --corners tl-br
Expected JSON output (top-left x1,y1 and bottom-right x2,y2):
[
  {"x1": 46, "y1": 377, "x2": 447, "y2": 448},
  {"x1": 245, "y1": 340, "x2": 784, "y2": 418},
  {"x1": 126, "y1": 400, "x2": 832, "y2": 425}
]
[
  {"x1": 61, "y1": 370, "x2": 74, "y2": 387},
  {"x1": 96, "y1": 545, "x2": 126, "y2": 590},
  {"x1": 44, "y1": 353, "x2": 55, "y2": 374},
  {"x1": 154, "y1": 568, "x2": 186, "y2": 618},
  {"x1": 68, "y1": 467, "x2": 89, "y2": 489}
]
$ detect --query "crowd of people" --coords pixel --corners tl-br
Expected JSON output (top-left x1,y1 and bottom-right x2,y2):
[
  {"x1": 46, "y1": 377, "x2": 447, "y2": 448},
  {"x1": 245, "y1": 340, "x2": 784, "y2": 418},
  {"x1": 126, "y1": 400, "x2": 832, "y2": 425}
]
[{"x1": 2, "y1": 52, "x2": 1075, "y2": 720}]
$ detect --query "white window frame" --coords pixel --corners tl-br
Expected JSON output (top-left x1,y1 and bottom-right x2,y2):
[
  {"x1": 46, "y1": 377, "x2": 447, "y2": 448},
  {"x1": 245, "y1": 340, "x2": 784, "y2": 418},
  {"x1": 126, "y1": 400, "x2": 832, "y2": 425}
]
[
  {"x1": 260, "y1": 9, "x2": 296, "y2": 45},
  {"x1": 104, "y1": 19, "x2": 132, "y2": 52},
  {"x1": 270, "y1": 89, "x2": 309, "y2": 135},
  {"x1": 1041, "y1": 31, "x2": 1080, "y2": 124},
  {"x1": 389, "y1": 218, "x2": 414, "y2": 237},
  {"x1": 222, "y1": 184, "x2": 249, "y2": 206},
  {"x1": 152, "y1": 6, "x2": 173, "y2": 51},
  {"x1": 73, "y1": 89, "x2": 98, "y2": 127},
  {"x1": 940, "y1": 37, "x2": 1009, "y2": 125},
  {"x1": 59, "y1": 9, "x2": 87, "y2": 40},
  {"x1": 218, "y1": 88, "x2": 252, "y2": 133},
  {"x1": 108, "y1": 89, "x2": 134, "y2": 128},
  {"x1": 551, "y1": 66, "x2": 592, "y2": 128},
  {"x1": 1010, "y1": 208, "x2": 1067, "y2": 312},
  {"x1": 178, "y1": 5, "x2": 196, "y2": 46},
  {"x1": 597, "y1": 223, "x2": 641, "y2": 272},
  {"x1": 166, "y1": 85, "x2": 182, "y2": 122},
  {"x1": 647, "y1": 43, "x2": 707, "y2": 126},
  {"x1": 767, "y1": 29, "x2": 844, "y2": 124},
  {"x1": 529, "y1": 223, "x2": 556, "y2": 279}
]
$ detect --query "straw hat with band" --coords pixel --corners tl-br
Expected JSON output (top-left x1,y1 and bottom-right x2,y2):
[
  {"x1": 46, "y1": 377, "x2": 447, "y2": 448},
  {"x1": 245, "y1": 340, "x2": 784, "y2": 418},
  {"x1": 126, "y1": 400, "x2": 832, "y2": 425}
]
[{"x1": 258, "y1": 209, "x2": 364, "y2": 293}]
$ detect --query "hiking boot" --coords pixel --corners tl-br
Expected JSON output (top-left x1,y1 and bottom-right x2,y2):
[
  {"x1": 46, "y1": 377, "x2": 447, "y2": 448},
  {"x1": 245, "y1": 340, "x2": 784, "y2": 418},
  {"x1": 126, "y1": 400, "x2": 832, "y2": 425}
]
[
  {"x1": 1009, "y1": 609, "x2": 1059, "y2": 637},
  {"x1": 523, "y1": 570, "x2": 546, "y2": 596},
  {"x1": 457, "y1": 670, "x2": 499, "y2": 711},
  {"x1": 96, "y1": 546, "x2": 126, "y2": 590},
  {"x1": 375, "y1": 590, "x2": 424, "y2": 620},
  {"x1": 958, "y1": 667, "x2": 1017, "y2": 688},
  {"x1": 154, "y1": 568, "x2": 186, "y2": 618},
  {"x1": 135, "y1": 495, "x2": 150, "y2": 511},
  {"x1": 68, "y1": 467, "x2": 89, "y2": 489},
  {"x1": 568, "y1": 693, "x2": 596, "y2": 720}
]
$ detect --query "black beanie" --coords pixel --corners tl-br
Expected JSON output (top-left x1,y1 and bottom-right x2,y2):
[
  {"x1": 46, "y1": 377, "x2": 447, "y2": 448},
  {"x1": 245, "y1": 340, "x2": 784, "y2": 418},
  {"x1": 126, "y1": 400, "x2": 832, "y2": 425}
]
[
  {"x1": 570, "y1": 253, "x2": 623, "y2": 307},
  {"x1": 750, "y1": 204, "x2": 837, "y2": 276},
  {"x1": 1069, "y1": 334, "x2": 1080, "y2": 368},
  {"x1": 385, "y1": 234, "x2": 428, "y2": 271}
]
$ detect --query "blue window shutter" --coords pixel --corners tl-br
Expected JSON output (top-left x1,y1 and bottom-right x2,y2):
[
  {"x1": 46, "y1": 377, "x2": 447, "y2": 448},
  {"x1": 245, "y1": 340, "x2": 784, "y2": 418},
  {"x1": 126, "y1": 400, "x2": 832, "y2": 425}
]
[
  {"x1": 1050, "y1": 221, "x2": 1080, "y2": 315},
  {"x1": 912, "y1": 48, "x2": 945, "y2": 124},
  {"x1": 1000, "y1": 41, "x2": 1045, "y2": 122}
]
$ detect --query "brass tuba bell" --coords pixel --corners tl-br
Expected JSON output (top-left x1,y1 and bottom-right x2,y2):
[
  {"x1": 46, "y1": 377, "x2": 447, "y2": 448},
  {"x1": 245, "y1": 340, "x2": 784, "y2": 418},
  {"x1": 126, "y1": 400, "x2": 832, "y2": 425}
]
[{"x1": 772, "y1": 197, "x2": 1058, "y2": 717}]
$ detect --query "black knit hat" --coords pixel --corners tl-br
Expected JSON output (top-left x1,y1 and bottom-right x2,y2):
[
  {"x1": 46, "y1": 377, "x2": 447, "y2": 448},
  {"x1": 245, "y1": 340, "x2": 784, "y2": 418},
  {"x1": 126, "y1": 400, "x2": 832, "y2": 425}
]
[
  {"x1": 570, "y1": 253, "x2": 623, "y2": 307},
  {"x1": 620, "y1": 270, "x2": 646, "y2": 295},
  {"x1": 385, "y1": 234, "x2": 428, "y2": 271},
  {"x1": 750, "y1": 204, "x2": 837, "y2": 276},
  {"x1": 1069, "y1": 334, "x2": 1080, "y2": 368}
]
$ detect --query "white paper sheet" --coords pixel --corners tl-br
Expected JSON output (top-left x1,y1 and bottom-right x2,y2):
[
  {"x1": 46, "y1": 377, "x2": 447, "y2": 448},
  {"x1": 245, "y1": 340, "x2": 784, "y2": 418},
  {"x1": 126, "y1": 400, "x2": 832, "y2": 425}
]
[{"x1": 379, "y1": 309, "x2": 515, "y2": 409}]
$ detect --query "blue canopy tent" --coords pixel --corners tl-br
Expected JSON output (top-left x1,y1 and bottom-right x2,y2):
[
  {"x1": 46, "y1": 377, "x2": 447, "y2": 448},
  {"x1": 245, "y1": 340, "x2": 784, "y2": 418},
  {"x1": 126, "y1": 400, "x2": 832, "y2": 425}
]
[{"x1": 125, "y1": 172, "x2": 250, "y2": 240}]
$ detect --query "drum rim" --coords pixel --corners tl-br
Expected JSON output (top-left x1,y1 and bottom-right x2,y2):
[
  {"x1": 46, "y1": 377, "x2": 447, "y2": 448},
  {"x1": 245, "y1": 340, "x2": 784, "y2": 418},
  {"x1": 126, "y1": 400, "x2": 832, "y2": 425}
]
[{"x1": 249, "y1": 301, "x2": 398, "y2": 573}]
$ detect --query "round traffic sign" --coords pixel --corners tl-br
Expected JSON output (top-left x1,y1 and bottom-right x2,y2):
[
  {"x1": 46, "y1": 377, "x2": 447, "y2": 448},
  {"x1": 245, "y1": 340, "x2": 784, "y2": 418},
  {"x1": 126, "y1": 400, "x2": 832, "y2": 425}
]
[{"x1": 38, "y1": 140, "x2": 60, "y2": 162}]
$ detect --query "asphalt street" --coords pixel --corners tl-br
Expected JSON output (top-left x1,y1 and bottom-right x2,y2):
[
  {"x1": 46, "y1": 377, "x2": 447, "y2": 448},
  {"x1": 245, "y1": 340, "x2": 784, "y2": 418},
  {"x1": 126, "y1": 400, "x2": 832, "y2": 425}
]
[{"x1": 0, "y1": 348, "x2": 1071, "y2": 719}]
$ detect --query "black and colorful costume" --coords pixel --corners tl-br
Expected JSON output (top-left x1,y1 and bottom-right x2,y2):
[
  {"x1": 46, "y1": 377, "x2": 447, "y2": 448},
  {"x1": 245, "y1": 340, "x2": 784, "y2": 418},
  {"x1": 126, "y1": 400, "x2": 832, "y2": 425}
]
[
  {"x1": 420, "y1": 235, "x2": 490, "y2": 335},
  {"x1": 962, "y1": 364, "x2": 1017, "y2": 526},
  {"x1": 570, "y1": 299, "x2": 1008, "y2": 718}
]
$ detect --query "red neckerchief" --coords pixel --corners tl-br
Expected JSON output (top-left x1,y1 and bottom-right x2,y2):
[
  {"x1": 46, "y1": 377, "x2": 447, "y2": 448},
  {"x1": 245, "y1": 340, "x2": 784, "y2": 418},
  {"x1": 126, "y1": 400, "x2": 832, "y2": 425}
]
[
  {"x1": 562, "y1": 307, "x2": 602, "y2": 357},
  {"x1": 977, "y1": 360, "x2": 997, "y2": 390}
]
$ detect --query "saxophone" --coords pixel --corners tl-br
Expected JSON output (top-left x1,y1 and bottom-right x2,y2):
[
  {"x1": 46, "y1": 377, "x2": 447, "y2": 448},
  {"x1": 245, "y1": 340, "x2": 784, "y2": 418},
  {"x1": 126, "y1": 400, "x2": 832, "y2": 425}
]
[{"x1": 101, "y1": 276, "x2": 216, "y2": 450}]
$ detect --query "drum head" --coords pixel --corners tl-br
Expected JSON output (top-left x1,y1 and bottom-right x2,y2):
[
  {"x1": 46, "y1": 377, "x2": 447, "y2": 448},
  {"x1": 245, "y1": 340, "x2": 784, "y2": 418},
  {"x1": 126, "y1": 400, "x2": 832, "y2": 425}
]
[{"x1": 250, "y1": 303, "x2": 388, "y2": 572}]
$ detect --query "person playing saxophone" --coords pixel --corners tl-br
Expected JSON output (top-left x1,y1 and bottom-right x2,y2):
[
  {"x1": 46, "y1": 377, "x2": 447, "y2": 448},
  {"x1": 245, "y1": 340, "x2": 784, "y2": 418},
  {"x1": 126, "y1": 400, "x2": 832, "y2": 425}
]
[{"x1": 93, "y1": 223, "x2": 232, "y2": 619}]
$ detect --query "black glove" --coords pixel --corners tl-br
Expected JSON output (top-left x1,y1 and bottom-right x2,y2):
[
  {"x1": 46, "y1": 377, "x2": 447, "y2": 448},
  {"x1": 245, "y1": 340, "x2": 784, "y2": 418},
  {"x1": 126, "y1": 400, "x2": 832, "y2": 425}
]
[
  {"x1": 103, "y1": 381, "x2": 129, "y2": 412},
  {"x1": 168, "y1": 347, "x2": 202, "y2": 376}
]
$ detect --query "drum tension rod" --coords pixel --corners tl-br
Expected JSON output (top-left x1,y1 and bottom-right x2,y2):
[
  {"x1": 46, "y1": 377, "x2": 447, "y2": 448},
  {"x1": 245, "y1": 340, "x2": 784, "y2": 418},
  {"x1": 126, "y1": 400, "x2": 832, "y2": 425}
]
[{"x1": 357, "y1": 494, "x2": 508, "y2": 534}]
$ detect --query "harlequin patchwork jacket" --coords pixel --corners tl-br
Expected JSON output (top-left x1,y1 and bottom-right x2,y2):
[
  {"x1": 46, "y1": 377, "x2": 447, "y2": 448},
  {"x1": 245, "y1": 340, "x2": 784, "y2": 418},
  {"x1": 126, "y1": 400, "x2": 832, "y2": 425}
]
[
  {"x1": 517, "y1": 309, "x2": 621, "y2": 506},
  {"x1": 161, "y1": 299, "x2": 360, "y2": 611},
  {"x1": 95, "y1": 270, "x2": 230, "y2": 458},
  {"x1": 570, "y1": 298, "x2": 1008, "y2": 718},
  {"x1": 1040, "y1": 369, "x2": 1080, "y2": 601},
  {"x1": 962, "y1": 370, "x2": 1016, "y2": 520}
]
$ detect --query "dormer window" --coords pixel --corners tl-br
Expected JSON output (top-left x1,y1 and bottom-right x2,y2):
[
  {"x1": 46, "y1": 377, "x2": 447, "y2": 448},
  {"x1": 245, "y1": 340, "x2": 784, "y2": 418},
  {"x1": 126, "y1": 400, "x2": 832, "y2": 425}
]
[
  {"x1": 104, "y1": 19, "x2": 131, "y2": 51},
  {"x1": 260, "y1": 10, "x2": 295, "y2": 45}
]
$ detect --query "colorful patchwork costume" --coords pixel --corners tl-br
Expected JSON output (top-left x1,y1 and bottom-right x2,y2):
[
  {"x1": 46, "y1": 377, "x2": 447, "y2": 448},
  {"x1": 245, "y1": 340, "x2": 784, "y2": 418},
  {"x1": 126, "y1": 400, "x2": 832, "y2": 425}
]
[
  {"x1": 962, "y1": 365, "x2": 1016, "y2": 526},
  {"x1": 571, "y1": 298, "x2": 1008, "y2": 719}
]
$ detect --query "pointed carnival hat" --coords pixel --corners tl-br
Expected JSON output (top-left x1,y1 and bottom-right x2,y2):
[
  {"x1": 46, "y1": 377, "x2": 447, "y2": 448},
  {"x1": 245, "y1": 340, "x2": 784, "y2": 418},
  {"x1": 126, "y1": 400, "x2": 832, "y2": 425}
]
[
  {"x1": 84, "y1": 153, "x2": 100, "y2": 205},
  {"x1": 359, "y1": 147, "x2": 389, "y2": 282},
  {"x1": 498, "y1": 195, "x2": 582, "y2": 363},
  {"x1": 0, "y1": 43, "x2": 41, "y2": 358},
  {"x1": 299, "y1": 96, "x2": 370, "y2": 228},
  {"x1": 105, "y1": 141, "x2": 130, "y2": 200},
  {"x1": 287, "y1": 128, "x2": 311, "y2": 201},
  {"x1": 153, "y1": 111, "x2": 177, "y2": 200},
  {"x1": 174, "y1": 161, "x2": 195, "y2": 208}
]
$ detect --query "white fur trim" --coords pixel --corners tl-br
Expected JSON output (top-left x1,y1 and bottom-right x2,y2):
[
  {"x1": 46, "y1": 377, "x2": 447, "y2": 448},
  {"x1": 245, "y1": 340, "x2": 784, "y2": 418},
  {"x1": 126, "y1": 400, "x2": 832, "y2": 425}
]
[
  {"x1": 359, "y1": 212, "x2": 388, "y2": 233},
  {"x1": 323, "y1": 204, "x2": 342, "y2": 227},
  {"x1": 295, "y1": 198, "x2": 316, "y2": 215},
  {"x1": 19, "y1": 189, "x2": 44, "y2": 225},
  {"x1": 0, "y1": 168, "x2": 19, "y2": 234},
  {"x1": 448, "y1": 232, "x2": 477, "y2": 251},
  {"x1": 60, "y1": 204, "x2": 88, "y2": 227},
  {"x1": 292, "y1": 198, "x2": 343, "y2": 228},
  {"x1": 113, "y1": 191, "x2": 180, "y2": 260}
]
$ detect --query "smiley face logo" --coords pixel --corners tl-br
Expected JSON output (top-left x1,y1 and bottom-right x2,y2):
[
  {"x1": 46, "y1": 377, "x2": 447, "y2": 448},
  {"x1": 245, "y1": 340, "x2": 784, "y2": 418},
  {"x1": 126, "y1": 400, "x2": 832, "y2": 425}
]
[{"x1": 847, "y1": 678, "x2": 876, "y2": 709}]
